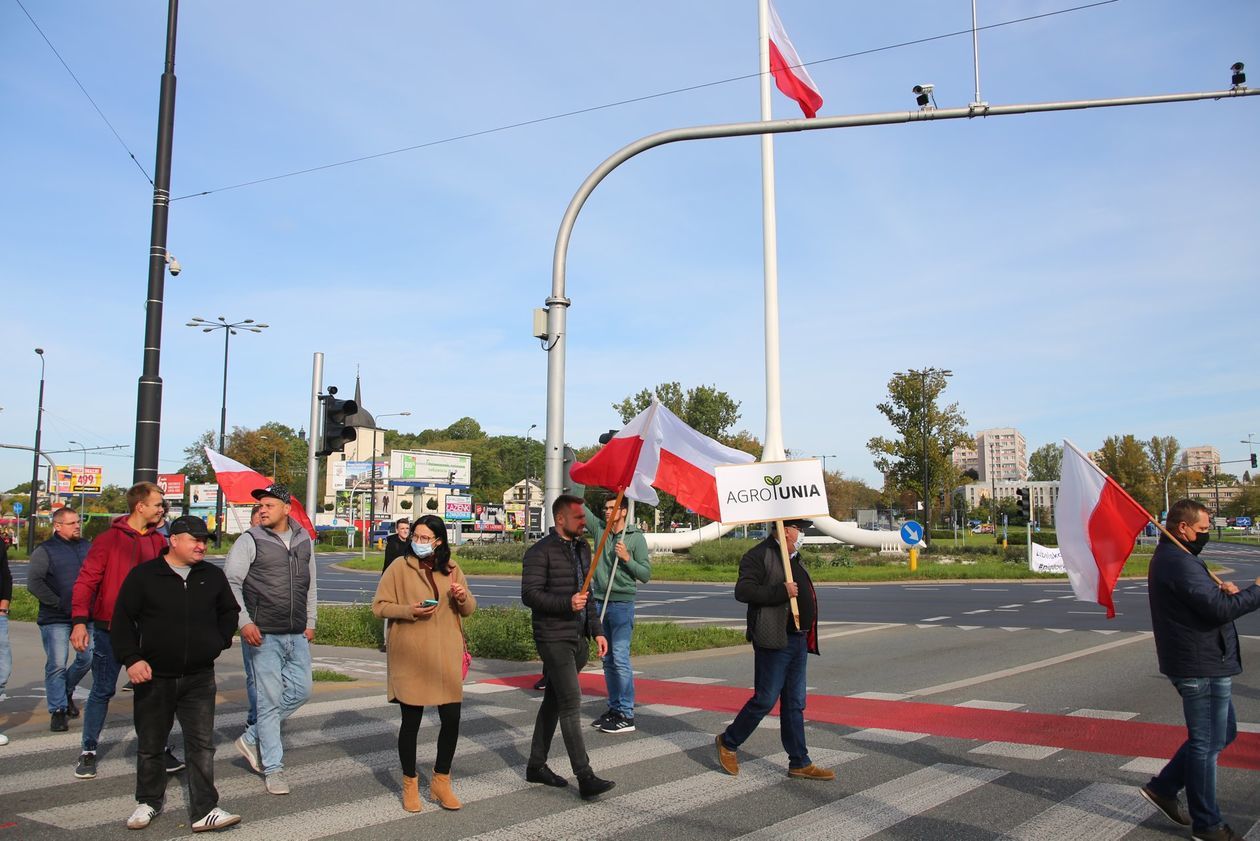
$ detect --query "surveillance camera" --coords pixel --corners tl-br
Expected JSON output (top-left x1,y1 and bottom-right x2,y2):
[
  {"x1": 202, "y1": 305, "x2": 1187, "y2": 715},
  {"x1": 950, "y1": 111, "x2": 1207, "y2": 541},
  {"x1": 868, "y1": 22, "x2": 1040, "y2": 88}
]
[
  {"x1": 165, "y1": 253, "x2": 181, "y2": 276},
  {"x1": 912, "y1": 84, "x2": 933, "y2": 95}
]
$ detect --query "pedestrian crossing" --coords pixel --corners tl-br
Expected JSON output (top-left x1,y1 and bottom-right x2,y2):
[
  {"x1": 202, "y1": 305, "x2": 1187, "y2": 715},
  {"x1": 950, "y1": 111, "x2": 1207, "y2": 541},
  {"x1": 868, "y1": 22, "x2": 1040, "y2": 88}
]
[{"x1": 8, "y1": 686, "x2": 1260, "y2": 840}]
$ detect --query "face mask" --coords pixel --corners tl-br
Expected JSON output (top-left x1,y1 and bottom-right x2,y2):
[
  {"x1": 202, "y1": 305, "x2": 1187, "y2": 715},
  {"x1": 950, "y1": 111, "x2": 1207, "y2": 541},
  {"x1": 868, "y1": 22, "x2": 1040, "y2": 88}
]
[
  {"x1": 411, "y1": 541, "x2": 435, "y2": 558},
  {"x1": 1184, "y1": 531, "x2": 1209, "y2": 556}
]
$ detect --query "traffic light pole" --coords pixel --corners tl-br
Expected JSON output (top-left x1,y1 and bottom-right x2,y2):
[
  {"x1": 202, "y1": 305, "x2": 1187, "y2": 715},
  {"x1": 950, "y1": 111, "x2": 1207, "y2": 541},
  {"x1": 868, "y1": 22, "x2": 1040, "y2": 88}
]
[{"x1": 305, "y1": 353, "x2": 323, "y2": 519}]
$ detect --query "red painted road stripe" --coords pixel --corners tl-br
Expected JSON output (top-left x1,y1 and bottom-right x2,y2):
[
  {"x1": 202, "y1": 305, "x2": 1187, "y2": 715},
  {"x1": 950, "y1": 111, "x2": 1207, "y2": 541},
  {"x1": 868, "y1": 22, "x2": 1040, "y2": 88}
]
[{"x1": 487, "y1": 673, "x2": 1260, "y2": 771}]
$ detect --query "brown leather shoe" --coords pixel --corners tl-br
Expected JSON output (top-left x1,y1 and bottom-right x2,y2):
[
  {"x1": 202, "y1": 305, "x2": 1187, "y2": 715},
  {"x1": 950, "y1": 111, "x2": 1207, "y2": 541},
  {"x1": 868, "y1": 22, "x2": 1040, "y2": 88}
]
[
  {"x1": 788, "y1": 763, "x2": 836, "y2": 780},
  {"x1": 715, "y1": 734, "x2": 739, "y2": 776},
  {"x1": 430, "y1": 772, "x2": 462, "y2": 810},
  {"x1": 401, "y1": 774, "x2": 422, "y2": 812}
]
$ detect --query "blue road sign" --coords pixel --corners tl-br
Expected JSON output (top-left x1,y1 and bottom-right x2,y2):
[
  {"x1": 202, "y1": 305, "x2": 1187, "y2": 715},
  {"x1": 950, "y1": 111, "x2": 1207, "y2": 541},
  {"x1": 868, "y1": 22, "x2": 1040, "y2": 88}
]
[
  {"x1": 13, "y1": 502, "x2": 22, "y2": 516},
  {"x1": 1237, "y1": 516, "x2": 1253, "y2": 528},
  {"x1": 900, "y1": 520, "x2": 924, "y2": 545}
]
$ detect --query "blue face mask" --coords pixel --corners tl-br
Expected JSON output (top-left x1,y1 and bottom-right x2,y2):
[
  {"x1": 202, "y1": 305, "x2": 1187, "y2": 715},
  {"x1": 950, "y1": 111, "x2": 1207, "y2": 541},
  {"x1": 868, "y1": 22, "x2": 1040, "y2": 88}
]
[{"x1": 411, "y1": 541, "x2": 434, "y2": 558}]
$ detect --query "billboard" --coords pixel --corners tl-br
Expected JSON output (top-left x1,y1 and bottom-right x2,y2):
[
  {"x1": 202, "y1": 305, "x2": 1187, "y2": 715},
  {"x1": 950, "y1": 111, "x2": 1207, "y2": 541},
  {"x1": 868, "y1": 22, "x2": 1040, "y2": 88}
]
[
  {"x1": 342, "y1": 460, "x2": 387, "y2": 490},
  {"x1": 390, "y1": 449, "x2": 471, "y2": 486},
  {"x1": 157, "y1": 473, "x2": 186, "y2": 499},
  {"x1": 189, "y1": 483, "x2": 220, "y2": 508},
  {"x1": 474, "y1": 504, "x2": 506, "y2": 532},
  {"x1": 54, "y1": 465, "x2": 103, "y2": 496},
  {"x1": 445, "y1": 493, "x2": 474, "y2": 521}
]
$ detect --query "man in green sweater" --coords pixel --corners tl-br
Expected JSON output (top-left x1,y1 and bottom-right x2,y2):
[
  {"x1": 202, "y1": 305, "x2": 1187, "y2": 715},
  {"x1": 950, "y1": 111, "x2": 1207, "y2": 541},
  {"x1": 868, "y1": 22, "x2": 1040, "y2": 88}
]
[{"x1": 585, "y1": 496, "x2": 651, "y2": 733}]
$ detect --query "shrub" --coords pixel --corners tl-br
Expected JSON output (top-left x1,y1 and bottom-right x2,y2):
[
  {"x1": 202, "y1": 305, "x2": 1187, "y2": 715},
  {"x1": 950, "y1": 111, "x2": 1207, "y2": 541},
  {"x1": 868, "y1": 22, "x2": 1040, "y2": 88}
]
[
  {"x1": 455, "y1": 543, "x2": 526, "y2": 563},
  {"x1": 313, "y1": 603, "x2": 382, "y2": 647},
  {"x1": 464, "y1": 606, "x2": 538, "y2": 660}
]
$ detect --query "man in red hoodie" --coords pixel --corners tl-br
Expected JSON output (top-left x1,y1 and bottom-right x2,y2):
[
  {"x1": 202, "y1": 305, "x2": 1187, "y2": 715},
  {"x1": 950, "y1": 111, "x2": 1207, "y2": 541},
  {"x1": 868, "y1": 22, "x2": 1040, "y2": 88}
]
[{"x1": 70, "y1": 482, "x2": 180, "y2": 780}]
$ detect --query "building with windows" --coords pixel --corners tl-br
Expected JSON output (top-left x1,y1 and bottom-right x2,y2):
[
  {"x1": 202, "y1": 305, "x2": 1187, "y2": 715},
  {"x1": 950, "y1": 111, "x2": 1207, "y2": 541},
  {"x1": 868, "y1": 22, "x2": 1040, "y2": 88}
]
[
  {"x1": 975, "y1": 428, "x2": 1028, "y2": 483},
  {"x1": 950, "y1": 445, "x2": 979, "y2": 474},
  {"x1": 1181, "y1": 445, "x2": 1220, "y2": 472},
  {"x1": 956, "y1": 479, "x2": 1060, "y2": 523}
]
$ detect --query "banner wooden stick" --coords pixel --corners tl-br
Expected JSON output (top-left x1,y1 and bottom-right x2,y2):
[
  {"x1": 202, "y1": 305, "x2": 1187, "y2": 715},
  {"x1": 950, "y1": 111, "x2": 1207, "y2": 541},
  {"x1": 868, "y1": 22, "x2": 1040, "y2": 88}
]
[
  {"x1": 1150, "y1": 514, "x2": 1223, "y2": 586},
  {"x1": 580, "y1": 488, "x2": 622, "y2": 597},
  {"x1": 774, "y1": 519, "x2": 801, "y2": 630}
]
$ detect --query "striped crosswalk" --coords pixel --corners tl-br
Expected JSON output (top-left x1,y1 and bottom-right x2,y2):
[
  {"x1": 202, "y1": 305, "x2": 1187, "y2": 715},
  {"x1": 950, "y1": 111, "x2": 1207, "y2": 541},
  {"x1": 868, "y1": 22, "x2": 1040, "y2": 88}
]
[{"x1": 8, "y1": 686, "x2": 1260, "y2": 840}]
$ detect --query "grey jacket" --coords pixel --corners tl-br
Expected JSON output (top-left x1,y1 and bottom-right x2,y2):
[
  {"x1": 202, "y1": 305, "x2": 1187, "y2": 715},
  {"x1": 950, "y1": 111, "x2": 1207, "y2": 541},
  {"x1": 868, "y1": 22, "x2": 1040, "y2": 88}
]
[{"x1": 225, "y1": 520, "x2": 317, "y2": 634}]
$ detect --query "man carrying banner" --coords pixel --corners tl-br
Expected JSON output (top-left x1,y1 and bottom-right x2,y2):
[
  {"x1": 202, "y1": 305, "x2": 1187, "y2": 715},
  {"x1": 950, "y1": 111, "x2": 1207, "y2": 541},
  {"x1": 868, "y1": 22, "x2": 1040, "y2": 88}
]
[
  {"x1": 1140, "y1": 499, "x2": 1260, "y2": 840},
  {"x1": 715, "y1": 518, "x2": 834, "y2": 781},
  {"x1": 585, "y1": 495, "x2": 651, "y2": 734}
]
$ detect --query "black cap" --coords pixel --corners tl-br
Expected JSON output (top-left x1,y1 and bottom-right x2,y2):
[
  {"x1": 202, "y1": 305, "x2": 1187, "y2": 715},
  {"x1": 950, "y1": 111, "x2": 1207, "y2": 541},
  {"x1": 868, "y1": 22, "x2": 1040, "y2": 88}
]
[
  {"x1": 783, "y1": 518, "x2": 813, "y2": 530},
  {"x1": 168, "y1": 515, "x2": 211, "y2": 540},
  {"x1": 251, "y1": 483, "x2": 291, "y2": 504}
]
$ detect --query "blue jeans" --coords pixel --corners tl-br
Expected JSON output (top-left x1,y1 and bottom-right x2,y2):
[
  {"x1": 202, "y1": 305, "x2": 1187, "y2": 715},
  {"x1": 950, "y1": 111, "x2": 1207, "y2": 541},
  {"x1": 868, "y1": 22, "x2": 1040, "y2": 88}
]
[
  {"x1": 241, "y1": 633, "x2": 312, "y2": 774},
  {"x1": 722, "y1": 633, "x2": 811, "y2": 769},
  {"x1": 1149, "y1": 676, "x2": 1237, "y2": 832},
  {"x1": 241, "y1": 639, "x2": 258, "y2": 728},
  {"x1": 596, "y1": 600, "x2": 635, "y2": 717},
  {"x1": 40, "y1": 623, "x2": 94, "y2": 713},
  {"x1": 0, "y1": 615, "x2": 11, "y2": 697},
  {"x1": 83, "y1": 625, "x2": 123, "y2": 752}
]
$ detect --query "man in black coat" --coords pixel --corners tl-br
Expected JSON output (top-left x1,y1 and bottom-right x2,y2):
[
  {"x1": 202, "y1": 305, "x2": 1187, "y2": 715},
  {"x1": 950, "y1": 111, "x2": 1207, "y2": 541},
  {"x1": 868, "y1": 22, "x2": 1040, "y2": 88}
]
[
  {"x1": 520, "y1": 494, "x2": 613, "y2": 800},
  {"x1": 1139, "y1": 499, "x2": 1260, "y2": 841},
  {"x1": 715, "y1": 519, "x2": 834, "y2": 781},
  {"x1": 111, "y1": 516, "x2": 242, "y2": 833}
]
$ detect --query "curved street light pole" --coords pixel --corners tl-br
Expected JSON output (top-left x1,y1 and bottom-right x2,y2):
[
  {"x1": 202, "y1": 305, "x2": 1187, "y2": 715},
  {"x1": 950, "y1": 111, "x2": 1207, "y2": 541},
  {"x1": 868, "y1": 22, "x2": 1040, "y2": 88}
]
[
  {"x1": 28, "y1": 348, "x2": 46, "y2": 551},
  {"x1": 370, "y1": 412, "x2": 411, "y2": 543},
  {"x1": 68, "y1": 439, "x2": 89, "y2": 511},
  {"x1": 187, "y1": 317, "x2": 268, "y2": 544}
]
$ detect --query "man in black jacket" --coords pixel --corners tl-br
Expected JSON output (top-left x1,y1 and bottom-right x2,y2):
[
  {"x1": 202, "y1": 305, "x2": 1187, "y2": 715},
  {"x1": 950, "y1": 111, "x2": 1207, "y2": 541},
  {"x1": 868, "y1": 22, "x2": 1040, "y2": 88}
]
[
  {"x1": 520, "y1": 494, "x2": 614, "y2": 800},
  {"x1": 1140, "y1": 499, "x2": 1260, "y2": 841},
  {"x1": 715, "y1": 519, "x2": 834, "y2": 781},
  {"x1": 378, "y1": 518, "x2": 409, "y2": 652},
  {"x1": 111, "y1": 516, "x2": 241, "y2": 833}
]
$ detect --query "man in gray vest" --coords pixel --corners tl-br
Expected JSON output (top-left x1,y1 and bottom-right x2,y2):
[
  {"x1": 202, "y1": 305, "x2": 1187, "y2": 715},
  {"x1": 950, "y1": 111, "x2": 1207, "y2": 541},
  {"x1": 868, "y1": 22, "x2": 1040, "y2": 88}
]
[{"x1": 225, "y1": 483, "x2": 316, "y2": 796}]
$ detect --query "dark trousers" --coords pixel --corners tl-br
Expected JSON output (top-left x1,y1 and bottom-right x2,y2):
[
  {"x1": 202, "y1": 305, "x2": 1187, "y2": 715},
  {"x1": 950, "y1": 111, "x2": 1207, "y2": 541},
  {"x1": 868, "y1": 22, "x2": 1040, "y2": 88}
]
[
  {"x1": 529, "y1": 637, "x2": 592, "y2": 778},
  {"x1": 722, "y1": 633, "x2": 812, "y2": 769},
  {"x1": 134, "y1": 670, "x2": 218, "y2": 822},
  {"x1": 398, "y1": 702, "x2": 461, "y2": 777}
]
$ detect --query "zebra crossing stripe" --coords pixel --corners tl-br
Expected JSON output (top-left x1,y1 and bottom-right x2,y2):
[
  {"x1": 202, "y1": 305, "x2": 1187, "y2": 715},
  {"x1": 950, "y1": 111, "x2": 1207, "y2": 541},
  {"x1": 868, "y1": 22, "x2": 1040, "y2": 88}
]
[
  {"x1": 730, "y1": 763, "x2": 1004, "y2": 841},
  {"x1": 996, "y1": 782, "x2": 1156, "y2": 840},
  {"x1": 466, "y1": 747, "x2": 862, "y2": 841},
  {"x1": 20, "y1": 714, "x2": 536, "y2": 830},
  {"x1": 180, "y1": 730, "x2": 724, "y2": 841}
]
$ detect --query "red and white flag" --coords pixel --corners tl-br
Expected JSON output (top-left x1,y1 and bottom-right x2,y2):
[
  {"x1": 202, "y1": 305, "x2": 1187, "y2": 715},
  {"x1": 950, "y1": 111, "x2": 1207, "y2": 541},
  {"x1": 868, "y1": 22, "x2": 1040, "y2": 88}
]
[
  {"x1": 767, "y1": 0, "x2": 823, "y2": 118},
  {"x1": 205, "y1": 448, "x2": 316, "y2": 539},
  {"x1": 1056, "y1": 439, "x2": 1150, "y2": 618},
  {"x1": 569, "y1": 400, "x2": 756, "y2": 522}
]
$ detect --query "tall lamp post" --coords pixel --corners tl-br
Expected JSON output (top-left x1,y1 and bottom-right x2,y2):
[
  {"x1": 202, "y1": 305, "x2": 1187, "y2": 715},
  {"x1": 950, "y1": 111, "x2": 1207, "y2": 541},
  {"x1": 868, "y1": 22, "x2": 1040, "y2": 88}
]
[
  {"x1": 68, "y1": 440, "x2": 89, "y2": 511},
  {"x1": 370, "y1": 412, "x2": 411, "y2": 544},
  {"x1": 896, "y1": 368, "x2": 951, "y2": 546},
  {"x1": 28, "y1": 348, "x2": 46, "y2": 551},
  {"x1": 525, "y1": 422, "x2": 538, "y2": 511},
  {"x1": 187, "y1": 317, "x2": 268, "y2": 544}
]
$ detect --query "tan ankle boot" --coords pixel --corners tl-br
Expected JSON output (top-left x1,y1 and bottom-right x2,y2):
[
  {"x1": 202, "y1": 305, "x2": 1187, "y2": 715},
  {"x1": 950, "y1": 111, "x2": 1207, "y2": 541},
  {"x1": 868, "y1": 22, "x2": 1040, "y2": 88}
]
[
  {"x1": 401, "y1": 774, "x2": 422, "y2": 812},
  {"x1": 430, "y1": 771, "x2": 462, "y2": 810}
]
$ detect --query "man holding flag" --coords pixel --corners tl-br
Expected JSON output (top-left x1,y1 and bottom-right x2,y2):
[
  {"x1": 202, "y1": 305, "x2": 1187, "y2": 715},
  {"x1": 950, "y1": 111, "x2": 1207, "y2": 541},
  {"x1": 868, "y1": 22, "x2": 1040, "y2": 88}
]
[{"x1": 1140, "y1": 499, "x2": 1260, "y2": 841}]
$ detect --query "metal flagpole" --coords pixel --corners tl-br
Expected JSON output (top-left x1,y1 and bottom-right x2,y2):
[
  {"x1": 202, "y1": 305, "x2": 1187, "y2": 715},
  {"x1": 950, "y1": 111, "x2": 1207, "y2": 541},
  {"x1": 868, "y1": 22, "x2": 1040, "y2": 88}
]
[{"x1": 757, "y1": 0, "x2": 786, "y2": 463}]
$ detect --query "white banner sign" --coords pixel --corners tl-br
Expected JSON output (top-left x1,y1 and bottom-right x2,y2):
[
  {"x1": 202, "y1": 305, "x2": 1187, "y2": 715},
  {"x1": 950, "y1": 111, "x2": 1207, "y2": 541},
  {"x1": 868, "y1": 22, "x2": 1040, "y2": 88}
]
[
  {"x1": 1030, "y1": 542, "x2": 1065, "y2": 574},
  {"x1": 390, "y1": 449, "x2": 472, "y2": 485},
  {"x1": 330, "y1": 460, "x2": 347, "y2": 491},
  {"x1": 189, "y1": 483, "x2": 220, "y2": 507},
  {"x1": 714, "y1": 459, "x2": 829, "y2": 525}
]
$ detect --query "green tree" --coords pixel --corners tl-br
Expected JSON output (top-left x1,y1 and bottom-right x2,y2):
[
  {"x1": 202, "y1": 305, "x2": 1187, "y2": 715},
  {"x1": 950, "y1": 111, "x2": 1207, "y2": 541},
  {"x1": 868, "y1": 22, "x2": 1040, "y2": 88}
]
[
  {"x1": 824, "y1": 471, "x2": 881, "y2": 520},
  {"x1": 866, "y1": 370, "x2": 971, "y2": 529},
  {"x1": 1144, "y1": 435, "x2": 1180, "y2": 512},
  {"x1": 1028, "y1": 443, "x2": 1063, "y2": 482},
  {"x1": 1097, "y1": 434, "x2": 1156, "y2": 512}
]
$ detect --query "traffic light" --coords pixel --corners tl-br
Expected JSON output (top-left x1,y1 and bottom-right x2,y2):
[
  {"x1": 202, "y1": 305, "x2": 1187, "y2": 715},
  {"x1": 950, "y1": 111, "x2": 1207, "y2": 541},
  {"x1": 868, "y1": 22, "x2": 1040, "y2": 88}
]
[
  {"x1": 1015, "y1": 487, "x2": 1030, "y2": 519},
  {"x1": 317, "y1": 391, "x2": 358, "y2": 457},
  {"x1": 562, "y1": 445, "x2": 585, "y2": 498},
  {"x1": 1252, "y1": 453, "x2": 1258, "y2": 469}
]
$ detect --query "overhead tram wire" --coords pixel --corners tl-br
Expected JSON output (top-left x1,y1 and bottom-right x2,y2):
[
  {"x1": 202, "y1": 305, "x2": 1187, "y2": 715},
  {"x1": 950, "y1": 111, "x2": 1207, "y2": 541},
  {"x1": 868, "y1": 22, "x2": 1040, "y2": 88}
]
[
  {"x1": 14, "y1": 0, "x2": 153, "y2": 185},
  {"x1": 170, "y1": 0, "x2": 1121, "y2": 202}
]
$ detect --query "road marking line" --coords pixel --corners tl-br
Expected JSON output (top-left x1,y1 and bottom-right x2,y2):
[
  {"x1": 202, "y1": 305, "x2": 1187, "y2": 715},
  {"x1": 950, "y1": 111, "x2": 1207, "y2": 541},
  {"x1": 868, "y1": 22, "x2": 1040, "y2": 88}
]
[
  {"x1": 1069, "y1": 709, "x2": 1138, "y2": 721},
  {"x1": 731, "y1": 762, "x2": 1004, "y2": 841},
  {"x1": 999, "y1": 604, "x2": 1024, "y2": 609},
  {"x1": 848, "y1": 692, "x2": 911, "y2": 701},
  {"x1": 956, "y1": 700, "x2": 1024, "y2": 711},
  {"x1": 817, "y1": 623, "x2": 902, "y2": 640},
  {"x1": 464, "y1": 682, "x2": 519, "y2": 694},
  {"x1": 1032, "y1": 599, "x2": 1054, "y2": 603},
  {"x1": 920, "y1": 616, "x2": 950, "y2": 622},
  {"x1": 1118, "y1": 757, "x2": 1165, "y2": 774},
  {"x1": 1238, "y1": 722, "x2": 1260, "y2": 733},
  {"x1": 906, "y1": 633, "x2": 1151, "y2": 697},
  {"x1": 668, "y1": 676, "x2": 725, "y2": 684},
  {"x1": 845, "y1": 728, "x2": 927, "y2": 744},
  {"x1": 639, "y1": 703, "x2": 701, "y2": 716},
  {"x1": 996, "y1": 782, "x2": 1156, "y2": 841},
  {"x1": 970, "y1": 741, "x2": 1062, "y2": 760},
  {"x1": 963, "y1": 609, "x2": 991, "y2": 614}
]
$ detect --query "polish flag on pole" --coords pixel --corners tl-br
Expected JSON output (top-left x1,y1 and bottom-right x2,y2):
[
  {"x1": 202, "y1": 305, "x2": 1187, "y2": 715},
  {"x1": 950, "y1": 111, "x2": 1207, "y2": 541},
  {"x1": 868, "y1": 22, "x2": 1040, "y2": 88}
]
[
  {"x1": 569, "y1": 400, "x2": 756, "y2": 522},
  {"x1": 204, "y1": 447, "x2": 316, "y2": 538},
  {"x1": 767, "y1": 0, "x2": 823, "y2": 118},
  {"x1": 1055, "y1": 439, "x2": 1151, "y2": 618}
]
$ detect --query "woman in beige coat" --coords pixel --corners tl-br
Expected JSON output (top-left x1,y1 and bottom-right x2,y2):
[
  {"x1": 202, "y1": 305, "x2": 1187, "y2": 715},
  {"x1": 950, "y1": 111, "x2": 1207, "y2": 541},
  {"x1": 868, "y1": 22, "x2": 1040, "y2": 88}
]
[{"x1": 372, "y1": 514, "x2": 476, "y2": 813}]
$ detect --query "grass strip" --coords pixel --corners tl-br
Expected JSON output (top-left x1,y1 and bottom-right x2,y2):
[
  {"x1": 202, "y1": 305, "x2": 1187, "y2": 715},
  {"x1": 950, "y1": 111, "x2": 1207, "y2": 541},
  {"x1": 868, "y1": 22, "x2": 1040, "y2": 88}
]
[{"x1": 312, "y1": 668, "x2": 355, "y2": 682}]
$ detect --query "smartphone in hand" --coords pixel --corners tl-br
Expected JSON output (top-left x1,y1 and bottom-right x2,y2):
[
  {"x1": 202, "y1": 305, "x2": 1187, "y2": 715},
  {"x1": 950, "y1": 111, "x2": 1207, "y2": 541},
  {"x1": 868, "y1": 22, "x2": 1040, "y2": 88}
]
[{"x1": 422, "y1": 599, "x2": 440, "y2": 607}]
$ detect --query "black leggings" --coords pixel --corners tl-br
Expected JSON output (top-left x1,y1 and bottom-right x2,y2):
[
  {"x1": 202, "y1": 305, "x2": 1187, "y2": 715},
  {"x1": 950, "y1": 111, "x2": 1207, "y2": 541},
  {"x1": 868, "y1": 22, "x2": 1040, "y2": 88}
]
[{"x1": 398, "y1": 702, "x2": 461, "y2": 777}]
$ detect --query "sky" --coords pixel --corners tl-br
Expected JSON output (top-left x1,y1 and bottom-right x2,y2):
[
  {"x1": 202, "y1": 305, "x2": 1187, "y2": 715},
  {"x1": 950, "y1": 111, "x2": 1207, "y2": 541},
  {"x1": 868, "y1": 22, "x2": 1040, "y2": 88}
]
[{"x1": 3, "y1": 0, "x2": 1258, "y2": 496}]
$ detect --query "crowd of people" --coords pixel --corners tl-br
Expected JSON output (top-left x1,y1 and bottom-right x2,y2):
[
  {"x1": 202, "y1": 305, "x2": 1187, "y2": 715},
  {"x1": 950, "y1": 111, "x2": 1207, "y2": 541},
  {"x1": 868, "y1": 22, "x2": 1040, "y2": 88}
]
[{"x1": 0, "y1": 487, "x2": 1257, "y2": 840}]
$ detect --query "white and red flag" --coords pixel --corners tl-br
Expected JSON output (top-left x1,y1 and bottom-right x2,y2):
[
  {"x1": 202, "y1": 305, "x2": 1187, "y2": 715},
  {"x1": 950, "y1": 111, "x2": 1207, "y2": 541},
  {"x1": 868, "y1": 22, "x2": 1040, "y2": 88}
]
[
  {"x1": 1055, "y1": 439, "x2": 1151, "y2": 618},
  {"x1": 767, "y1": 0, "x2": 823, "y2": 118},
  {"x1": 205, "y1": 448, "x2": 316, "y2": 539},
  {"x1": 569, "y1": 400, "x2": 756, "y2": 522}
]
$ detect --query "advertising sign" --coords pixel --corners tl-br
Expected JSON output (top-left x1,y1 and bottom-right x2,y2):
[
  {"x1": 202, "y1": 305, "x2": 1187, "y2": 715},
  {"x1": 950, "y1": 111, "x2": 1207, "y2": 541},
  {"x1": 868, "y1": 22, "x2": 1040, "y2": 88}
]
[
  {"x1": 445, "y1": 493, "x2": 474, "y2": 521},
  {"x1": 54, "y1": 465, "x2": 103, "y2": 496},
  {"x1": 1029, "y1": 542, "x2": 1065, "y2": 574},
  {"x1": 157, "y1": 473, "x2": 186, "y2": 499},
  {"x1": 505, "y1": 501, "x2": 525, "y2": 529},
  {"x1": 714, "y1": 459, "x2": 829, "y2": 525},
  {"x1": 345, "y1": 460, "x2": 387, "y2": 489},
  {"x1": 390, "y1": 449, "x2": 472, "y2": 486},
  {"x1": 189, "y1": 483, "x2": 220, "y2": 508},
  {"x1": 474, "y1": 504, "x2": 506, "y2": 532}
]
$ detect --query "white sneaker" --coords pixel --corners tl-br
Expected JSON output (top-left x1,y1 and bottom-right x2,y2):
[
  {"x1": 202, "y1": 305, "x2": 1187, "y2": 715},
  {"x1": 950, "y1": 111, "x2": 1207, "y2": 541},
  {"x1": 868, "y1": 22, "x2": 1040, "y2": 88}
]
[
  {"x1": 235, "y1": 734, "x2": 262, "y2": 774},
  {"x1": 192, "y1": 806, "x2": 241, "y2": 833},
  {"x1": 265, "y1": 771, "x2": 290, "y2": 795},
  {"x1": 0, "y1": 732, "x2": 9, "y2": 747},
  {"x1": 126, "y1": 803, "x2": 160, "y2": 830}
]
